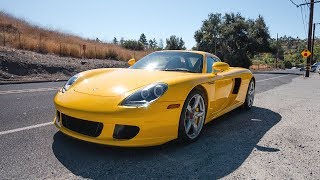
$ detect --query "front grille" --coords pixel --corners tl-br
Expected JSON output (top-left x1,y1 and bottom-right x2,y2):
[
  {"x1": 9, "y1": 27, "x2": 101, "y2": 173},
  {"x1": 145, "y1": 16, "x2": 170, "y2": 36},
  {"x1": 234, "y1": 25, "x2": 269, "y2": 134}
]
[{"x1": 61, "y1": 113, "x2": 103, "y2": 137}]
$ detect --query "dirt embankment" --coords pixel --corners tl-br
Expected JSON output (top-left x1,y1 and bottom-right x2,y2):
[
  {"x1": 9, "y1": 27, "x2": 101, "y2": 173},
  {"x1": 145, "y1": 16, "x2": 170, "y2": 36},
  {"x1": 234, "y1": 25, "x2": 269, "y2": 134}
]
[{"x1": 0, "y1": 47, "x2": 128, "y2": 83}]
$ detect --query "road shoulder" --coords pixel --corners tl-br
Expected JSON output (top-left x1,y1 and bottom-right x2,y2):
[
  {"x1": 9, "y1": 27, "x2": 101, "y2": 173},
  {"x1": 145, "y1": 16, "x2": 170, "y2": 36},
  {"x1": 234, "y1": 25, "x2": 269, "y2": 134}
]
[{"x1": 225, "y1": 73, "x2": 320, "y2": 179}]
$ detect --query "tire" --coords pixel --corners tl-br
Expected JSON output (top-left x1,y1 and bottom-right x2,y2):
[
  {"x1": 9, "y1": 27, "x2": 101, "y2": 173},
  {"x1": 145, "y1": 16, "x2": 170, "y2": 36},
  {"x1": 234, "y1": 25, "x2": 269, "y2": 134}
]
[
  {"x1": 243, "y1": 78, "x2": 255, "y2": 110},
  {"x1": 178, "y1": 89, "x2": 207, "y2": 143}
]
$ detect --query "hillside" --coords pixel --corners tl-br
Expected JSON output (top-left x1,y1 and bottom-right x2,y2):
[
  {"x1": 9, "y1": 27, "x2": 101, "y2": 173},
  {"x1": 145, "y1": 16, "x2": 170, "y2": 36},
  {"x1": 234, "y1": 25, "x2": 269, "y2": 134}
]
[
  {"x1": 252, "y1": 36, "x2": 320, "y2": 69},
  {"x1": 0, "y1": 46, "x2": 127, "y2": 83},
  {"x1": 0, "y1": 11, "x2": 151, "y2": 83},
  {"x1": 0, "y1": 11, "x2": 149, "y2": 61}
]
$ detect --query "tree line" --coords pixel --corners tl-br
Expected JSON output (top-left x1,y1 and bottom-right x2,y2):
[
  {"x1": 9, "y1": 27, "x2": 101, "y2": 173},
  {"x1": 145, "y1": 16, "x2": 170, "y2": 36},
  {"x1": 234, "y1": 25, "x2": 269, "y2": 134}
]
[
  {"x1": 193, "y1": 13, "x2": 273, "y2": 68},
  {"x1": 4, "y1": 9, "x2": 316, "y2": 67},
  {"x1": 115, "y1": 12, "x2": 319, "y2": 69},
  {"x1": 113, "y1": 34, "x2": 186, "y2": 51},
  {"x1": 115, "y1": 13, "x2": 277, "y2": 68}
]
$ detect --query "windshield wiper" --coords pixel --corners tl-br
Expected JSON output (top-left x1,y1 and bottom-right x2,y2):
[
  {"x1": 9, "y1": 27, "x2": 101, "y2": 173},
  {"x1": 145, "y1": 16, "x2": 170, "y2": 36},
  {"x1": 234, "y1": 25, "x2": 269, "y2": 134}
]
[{"x1": 163, "y1": 68, "x2": 195, "y2": 73}]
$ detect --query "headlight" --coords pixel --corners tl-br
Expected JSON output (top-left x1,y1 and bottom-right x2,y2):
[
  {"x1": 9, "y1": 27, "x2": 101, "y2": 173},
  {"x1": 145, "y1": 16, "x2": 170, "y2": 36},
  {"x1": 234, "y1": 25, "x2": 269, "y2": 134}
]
[
  {"x1": 61, "y1": 74, "x2": 79, "y2": 93},
  {"x1": 121, "y1": 83, "x2": 168, "y2": 107}
]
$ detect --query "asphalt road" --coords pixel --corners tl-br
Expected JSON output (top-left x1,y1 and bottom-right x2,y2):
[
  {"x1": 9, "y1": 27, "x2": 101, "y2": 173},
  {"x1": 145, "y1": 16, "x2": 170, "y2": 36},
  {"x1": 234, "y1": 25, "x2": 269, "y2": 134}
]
[{"x1": 0, "y1": 72, "x2": 302, "y2": 179}]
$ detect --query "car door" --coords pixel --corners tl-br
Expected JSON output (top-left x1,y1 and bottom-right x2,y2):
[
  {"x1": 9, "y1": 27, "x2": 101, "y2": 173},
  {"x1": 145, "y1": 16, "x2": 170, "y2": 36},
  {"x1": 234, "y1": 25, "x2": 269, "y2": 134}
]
[{"x1": 206, "y1": 56, "x2": 233, "y2": 115}]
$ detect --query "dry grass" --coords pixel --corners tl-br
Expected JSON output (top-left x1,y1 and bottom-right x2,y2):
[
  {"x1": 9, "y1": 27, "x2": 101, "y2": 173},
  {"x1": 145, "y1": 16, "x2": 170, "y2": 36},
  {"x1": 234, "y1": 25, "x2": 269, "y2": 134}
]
[
  {"x1": 0, "y1": 11, "x2": 150, "y2": 61},
  {"x1": 250, "y1": 64, "x2": 274, "y2": 71}
]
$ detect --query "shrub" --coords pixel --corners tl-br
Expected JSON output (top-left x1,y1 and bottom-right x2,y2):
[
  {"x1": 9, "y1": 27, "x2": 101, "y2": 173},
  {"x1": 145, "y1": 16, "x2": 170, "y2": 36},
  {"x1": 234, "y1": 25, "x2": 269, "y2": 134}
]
[
  {"x1": 284, "y1": 61, "x2": 293, "y2": 69},
  {"x1": 122, "y1": 40, "x2": 144, "y2": 51}
]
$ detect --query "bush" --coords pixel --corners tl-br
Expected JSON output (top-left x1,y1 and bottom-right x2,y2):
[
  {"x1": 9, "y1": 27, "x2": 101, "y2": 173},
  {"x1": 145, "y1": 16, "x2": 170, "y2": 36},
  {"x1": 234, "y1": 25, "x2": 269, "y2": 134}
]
[
  {"x1": 284, "y1": 61, "x2": 293, "y2": 69},
  {"x1": 122, "y1": 40, "x2": 144, "y2": 51}
]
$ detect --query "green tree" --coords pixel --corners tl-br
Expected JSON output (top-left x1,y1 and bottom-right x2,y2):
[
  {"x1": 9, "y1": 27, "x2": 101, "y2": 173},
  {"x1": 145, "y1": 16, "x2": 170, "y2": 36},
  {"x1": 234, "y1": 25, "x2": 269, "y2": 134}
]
[
  {"x1": 284, "y1": 61, "x2": 293, "y2": 69},
  {"x1": 158, "y1": 39, "x2": 164, "y2": 50},
  {"x1": 194, "y1": 13, "x2": 271, "y2": 68},
  {"x1": 148, "y1": 38, "x2": 157, "y2": 50},
  {"x1": 270, "y1": 40, "x2": 284, "y2": 61},
  {"x1": 247, "y1": 16, "x2": 271, "y2": 54},
  {"x1": 312, "y1": 41, "x2": 320, "y2": 63},
  {"x1": 120, "y1": 37, "x2": 125, "y2": 46},
  {"x1": 122, "y1": 40, "x2": 144, "y2": 51},
  {"x1": 165, "y1": 35, "x2": 186, "y2": 50},
  {"x1": 113, "y1": 37, "x2": 118, "y2": 45},
  {"x1": 138, "y1": 33, "x2": 148, "y2": 48}
]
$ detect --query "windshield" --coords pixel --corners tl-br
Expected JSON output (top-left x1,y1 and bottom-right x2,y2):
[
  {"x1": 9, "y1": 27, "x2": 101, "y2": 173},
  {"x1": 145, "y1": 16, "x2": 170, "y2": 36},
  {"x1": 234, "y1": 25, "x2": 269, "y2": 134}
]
[{"x1": 130, "y1": 51, "x2": 203, "y2": 73}]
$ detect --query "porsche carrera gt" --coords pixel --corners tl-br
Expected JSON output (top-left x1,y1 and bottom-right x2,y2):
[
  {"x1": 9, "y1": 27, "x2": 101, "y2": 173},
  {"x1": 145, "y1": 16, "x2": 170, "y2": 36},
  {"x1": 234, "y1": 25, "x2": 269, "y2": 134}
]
[{"x1": 54, "y1": 50, "x2": 255, "y2": 147}]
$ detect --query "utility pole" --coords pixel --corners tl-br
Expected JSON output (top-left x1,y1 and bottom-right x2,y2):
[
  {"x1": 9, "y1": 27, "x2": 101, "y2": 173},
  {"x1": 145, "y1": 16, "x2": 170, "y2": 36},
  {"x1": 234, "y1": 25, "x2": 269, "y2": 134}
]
[
  {"x1": 305, "y1": 0, "x2": 314, "y2": 77},
  {"x1": 276, "y1": 33, "x2": 279, "y2": 69},
  {"x1": 311, "y1": 23, "x2": 316, "y2": 65}
]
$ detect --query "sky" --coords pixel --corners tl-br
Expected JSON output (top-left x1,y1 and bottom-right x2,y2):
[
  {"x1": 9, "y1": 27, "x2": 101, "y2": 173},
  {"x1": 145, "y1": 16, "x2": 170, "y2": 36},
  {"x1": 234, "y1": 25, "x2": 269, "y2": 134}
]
[{"x1": 0, "y1": 0, "x2": 319, "y2": 49}]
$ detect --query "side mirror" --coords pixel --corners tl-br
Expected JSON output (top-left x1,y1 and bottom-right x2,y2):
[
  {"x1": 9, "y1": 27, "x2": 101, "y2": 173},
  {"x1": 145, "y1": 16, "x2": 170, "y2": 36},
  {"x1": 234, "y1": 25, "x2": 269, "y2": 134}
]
[
  {"x1": 128, "y1": 58, "x2": 136, "y2": 66},
  {"x1": 212, "y1": 62, "x2": 230, "y2": 74}
]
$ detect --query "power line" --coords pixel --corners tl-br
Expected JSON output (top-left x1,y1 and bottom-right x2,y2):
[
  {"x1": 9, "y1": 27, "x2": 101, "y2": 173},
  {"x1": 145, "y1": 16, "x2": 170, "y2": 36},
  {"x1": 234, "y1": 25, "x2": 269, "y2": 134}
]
[
  {"x1": 303, "y1": 5, "x2": 309, "y2": 34},
  {"x1": 289, "y1": 0, "x2": 320, "y2": 7},
  {"x1": 289, "y1": 0, "x2": 299, "y2": 6},
  {"x1": 298, "y1": 0, "x2": 320, "y2": 7},
  {"x1": 300, "y1": 6, "x2": 308, "y2": 37},
  {"x1": 304, "y1": 0, "x2": 310, "y2": 7}
]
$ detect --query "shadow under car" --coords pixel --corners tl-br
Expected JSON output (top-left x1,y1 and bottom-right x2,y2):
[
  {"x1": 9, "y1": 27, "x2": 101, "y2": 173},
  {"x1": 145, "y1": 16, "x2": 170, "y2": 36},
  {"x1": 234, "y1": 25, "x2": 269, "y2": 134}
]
[{"x1": 52, "y1": 106, "x2": 281, "y2": 179}]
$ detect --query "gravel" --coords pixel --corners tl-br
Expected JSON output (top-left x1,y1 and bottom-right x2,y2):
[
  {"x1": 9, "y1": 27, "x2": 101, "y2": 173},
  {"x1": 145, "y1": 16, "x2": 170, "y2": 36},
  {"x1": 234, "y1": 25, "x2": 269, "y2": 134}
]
[
  {"x1": 224, "y1": 73, "x2": 320, "y2": 179},
  {"x1": 0, "y1": 46, "x2": 128, "y2": 83}
]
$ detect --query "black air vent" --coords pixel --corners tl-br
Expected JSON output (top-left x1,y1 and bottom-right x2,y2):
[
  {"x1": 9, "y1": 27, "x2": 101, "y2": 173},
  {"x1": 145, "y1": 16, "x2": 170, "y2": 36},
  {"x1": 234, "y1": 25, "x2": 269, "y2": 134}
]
[
  {"x1": 61, "y1": 114, "x2": 103, "y2": 137},
  {"x1": 232, "y1": 78, "x2": 242, "y2": 94}
]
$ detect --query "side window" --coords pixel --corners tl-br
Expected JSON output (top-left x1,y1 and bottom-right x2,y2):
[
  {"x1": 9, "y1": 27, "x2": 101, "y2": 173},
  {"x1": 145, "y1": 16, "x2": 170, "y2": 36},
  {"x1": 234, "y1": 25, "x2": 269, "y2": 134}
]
[{"x1": 206, "y1": 57, "x2": 217, "y2": 73}]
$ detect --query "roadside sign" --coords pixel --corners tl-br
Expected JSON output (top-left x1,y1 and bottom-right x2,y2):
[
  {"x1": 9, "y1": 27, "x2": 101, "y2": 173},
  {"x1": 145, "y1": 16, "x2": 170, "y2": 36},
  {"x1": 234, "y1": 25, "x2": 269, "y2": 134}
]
[{"x1": 301, "y1": 49, "x2": 311, "y2": 58}]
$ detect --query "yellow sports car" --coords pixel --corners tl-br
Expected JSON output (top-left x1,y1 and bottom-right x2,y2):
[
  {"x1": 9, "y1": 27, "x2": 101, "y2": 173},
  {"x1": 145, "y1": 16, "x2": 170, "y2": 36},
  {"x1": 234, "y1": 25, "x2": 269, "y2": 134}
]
[{"x1": 54, "y1": 50, "x2": 255, "y2": 147}]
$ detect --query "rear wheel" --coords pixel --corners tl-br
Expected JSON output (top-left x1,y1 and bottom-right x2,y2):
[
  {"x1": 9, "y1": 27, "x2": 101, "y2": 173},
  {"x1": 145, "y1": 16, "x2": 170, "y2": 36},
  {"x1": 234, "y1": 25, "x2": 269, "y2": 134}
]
[
  {"x1": 178, "y1": 89, "x2": 206, "y2": 143},
  {"x1": 243, "y1": 79, "x2": 255, "y2": 110}
]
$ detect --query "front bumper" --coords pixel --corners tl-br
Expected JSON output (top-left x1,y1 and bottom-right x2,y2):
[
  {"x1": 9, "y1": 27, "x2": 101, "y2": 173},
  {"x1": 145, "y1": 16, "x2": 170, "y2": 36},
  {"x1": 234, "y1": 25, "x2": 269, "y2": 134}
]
[{"x1": 54, "y1": 91, "x2": 183, "y2": 147}]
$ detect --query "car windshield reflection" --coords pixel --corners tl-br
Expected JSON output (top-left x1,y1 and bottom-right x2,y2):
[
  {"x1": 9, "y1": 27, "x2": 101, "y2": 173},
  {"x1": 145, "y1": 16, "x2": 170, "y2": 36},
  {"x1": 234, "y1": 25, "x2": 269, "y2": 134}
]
[{"x1": 130, "y1": 51, "x2": 203, "y2": 73}]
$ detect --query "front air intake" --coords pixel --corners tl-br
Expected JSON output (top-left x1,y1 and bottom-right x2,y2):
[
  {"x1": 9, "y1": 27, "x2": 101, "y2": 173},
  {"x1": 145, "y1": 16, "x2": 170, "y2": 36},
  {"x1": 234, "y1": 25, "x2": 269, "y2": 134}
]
[
  {"x1": 113, "y1": 124, "x2": 140, "y2": 140},
  {"x1": 61, "y1": 113, "x2": 103, "y2": 137}
]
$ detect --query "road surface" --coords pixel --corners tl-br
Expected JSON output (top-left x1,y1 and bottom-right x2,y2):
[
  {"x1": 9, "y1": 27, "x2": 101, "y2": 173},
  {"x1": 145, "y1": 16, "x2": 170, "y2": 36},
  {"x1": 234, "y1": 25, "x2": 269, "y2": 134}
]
[{"x1": 0, "y1": 73, "x2": 306, "y2": 179}]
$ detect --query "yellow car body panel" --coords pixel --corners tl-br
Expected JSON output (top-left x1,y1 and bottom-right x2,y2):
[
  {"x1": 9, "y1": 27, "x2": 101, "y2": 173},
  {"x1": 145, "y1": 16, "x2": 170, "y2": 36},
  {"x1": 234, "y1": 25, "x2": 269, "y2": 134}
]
[{"x1": 54, "y1": 50, "x2": 254, "y2": 147}]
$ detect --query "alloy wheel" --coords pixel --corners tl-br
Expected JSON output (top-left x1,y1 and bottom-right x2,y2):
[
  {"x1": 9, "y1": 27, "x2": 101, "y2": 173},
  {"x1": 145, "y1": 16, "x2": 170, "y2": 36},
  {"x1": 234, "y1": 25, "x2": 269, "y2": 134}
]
[
  {"x1": 247, "y1": 80, "x2": 255, "y2": 107},
  {"x1": 184, "y1": 94, "x2": 205, "y2": 139}
]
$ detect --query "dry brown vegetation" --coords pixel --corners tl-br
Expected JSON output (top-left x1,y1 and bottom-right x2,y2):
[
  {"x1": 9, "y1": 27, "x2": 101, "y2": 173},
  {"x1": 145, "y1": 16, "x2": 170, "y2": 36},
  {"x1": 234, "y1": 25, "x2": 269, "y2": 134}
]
[
  {"x1": 250, "y1": 64, "x2": 274, "y2": 71},
  {"x1": 0, "y1": 11, "x2": 150, "y2": 61}
]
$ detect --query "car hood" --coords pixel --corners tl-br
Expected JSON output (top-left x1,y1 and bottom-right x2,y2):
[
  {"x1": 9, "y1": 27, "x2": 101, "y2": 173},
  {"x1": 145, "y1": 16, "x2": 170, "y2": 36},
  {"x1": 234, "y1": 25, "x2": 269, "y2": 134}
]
[{"x1": 73, "y1": 68, "x2": 193, "y2": 97}]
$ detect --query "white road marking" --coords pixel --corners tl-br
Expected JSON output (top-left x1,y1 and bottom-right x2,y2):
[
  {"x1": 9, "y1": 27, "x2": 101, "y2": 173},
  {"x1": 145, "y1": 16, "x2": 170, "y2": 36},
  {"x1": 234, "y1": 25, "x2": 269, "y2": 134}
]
[
  {"x1": 256, "y1": 74, "x2": 290, "y2": 83},
  {"x1": 0, "y1": 87, "x2": 61, "y2": 95},
  {"x1": 0, "y1": 122, "x2": 53, "y2": 136}
]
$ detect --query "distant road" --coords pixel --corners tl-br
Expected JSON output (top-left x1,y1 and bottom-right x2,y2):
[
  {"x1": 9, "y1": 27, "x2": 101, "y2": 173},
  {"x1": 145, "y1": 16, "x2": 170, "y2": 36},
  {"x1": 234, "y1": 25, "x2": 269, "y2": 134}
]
[{"x1": 0, "y1": 72, "x2": 301, "y2": 179}]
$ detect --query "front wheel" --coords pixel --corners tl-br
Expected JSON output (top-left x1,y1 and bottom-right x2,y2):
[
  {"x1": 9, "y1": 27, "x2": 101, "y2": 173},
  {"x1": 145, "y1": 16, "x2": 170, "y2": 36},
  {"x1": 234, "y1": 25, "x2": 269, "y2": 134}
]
[
  {"x1": 178, "y1": 89, "x2": 206, "y2": 143},
  {"x1": 243, "y1": 78, "x2": 255, "y2": 110}
]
